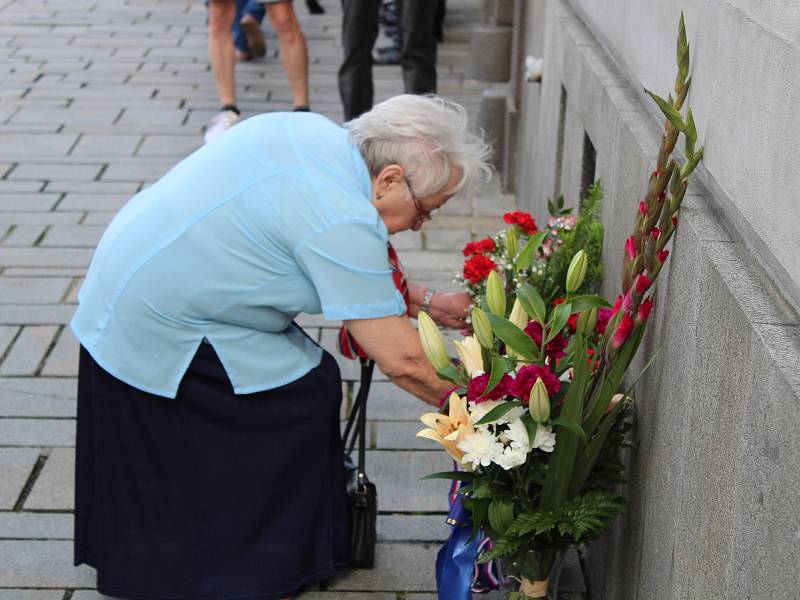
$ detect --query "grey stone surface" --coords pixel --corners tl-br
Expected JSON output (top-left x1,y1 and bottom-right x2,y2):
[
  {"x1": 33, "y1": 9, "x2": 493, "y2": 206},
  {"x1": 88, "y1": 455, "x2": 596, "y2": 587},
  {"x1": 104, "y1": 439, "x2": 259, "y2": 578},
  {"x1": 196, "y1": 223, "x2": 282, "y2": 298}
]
[
  {"x1": 0, "y1": 325, "x2": 59, "y2": 376},
  {"x1": 0, "y1": 512, "x2": 73, "y2": 539},
  {"x1": 1, "y1": 225, "x2": 46, "y2": 247},
  {"x1": 0, "y1": 592, "x2": 63, "y2": 600},
  {"x1": 24, "y1": 447, "x2": 75, "y2": 511},
  {"x1": 0, "y1": 540, "x2": 94, "y2": 587},
  {"x1": 57, "y1": 193, "x2": 129, "y2": 211},
  {"x1": 468, "y1": 26, "x2": 512, "y2": 82},
  {"x1": 41, "y1": 326, "x2": 79, "y2": 377},
  {"x1": 374, "y1": 421, "x2": 434, "y2": 450},
  {"x1": 0, "y1": 325, "x2": 19, "y2": 356},
  {"x1": 0, "y1": 277, "x2": 71, "y2": 304},
  {"x1": 368, "y1": 451, "x2": 450, "y2": 513},
  {"x1": 329, "y1": 543, "x2": 439, "y2": 591},
  {"x1": 9, "y1": 163, "x2": 103, "y2": 182},
  {"x1": 0, "y1": 193, "x2": 61, "y2": 212},
  {"x1": 70, "y1": 134, "x2": 142, "y2": 157},
  {"x1": 0, "y1": 418, "x2": 75, "y2": 447},
  {"x1": 377, "y1": 515, "x2": 449, "y2": 542},
  {"x1": 0, "y1": 448, "x2": 39, "y2": 509},
  {"x1": 40, "y1": 225, "x2": 105, "y2": 248}
]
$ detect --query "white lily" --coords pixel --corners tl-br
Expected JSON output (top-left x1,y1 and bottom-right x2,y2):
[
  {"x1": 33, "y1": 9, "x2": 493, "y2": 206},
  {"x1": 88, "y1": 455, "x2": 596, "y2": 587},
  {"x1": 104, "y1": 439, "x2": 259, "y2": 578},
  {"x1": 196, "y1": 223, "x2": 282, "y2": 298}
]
[{"x1": 453, "y1": 335, "x2": 485, "y2": 377}]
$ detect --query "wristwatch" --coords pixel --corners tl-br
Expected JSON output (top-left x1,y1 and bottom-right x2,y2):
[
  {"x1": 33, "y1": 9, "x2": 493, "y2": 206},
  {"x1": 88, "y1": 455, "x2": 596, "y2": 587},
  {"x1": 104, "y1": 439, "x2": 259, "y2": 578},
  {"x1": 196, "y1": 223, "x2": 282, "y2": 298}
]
[{"x1": 421, "y1": 288, "x2": 437, "y2": 313}]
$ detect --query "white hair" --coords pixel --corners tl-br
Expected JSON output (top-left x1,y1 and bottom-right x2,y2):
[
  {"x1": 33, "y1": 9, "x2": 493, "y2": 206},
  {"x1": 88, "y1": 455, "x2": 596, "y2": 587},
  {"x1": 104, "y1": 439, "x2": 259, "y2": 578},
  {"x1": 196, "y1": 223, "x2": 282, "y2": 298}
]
[{"x1": 344, "y1": 94, "x2": 492, "y2": 201}]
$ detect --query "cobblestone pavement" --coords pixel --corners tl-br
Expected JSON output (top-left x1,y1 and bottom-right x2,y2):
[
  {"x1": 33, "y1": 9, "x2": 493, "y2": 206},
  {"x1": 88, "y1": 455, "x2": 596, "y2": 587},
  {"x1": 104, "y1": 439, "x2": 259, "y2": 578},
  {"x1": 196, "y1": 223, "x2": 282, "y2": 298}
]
[{"x1": 0, "y1": 0, "x2": 516, "y2": 597}]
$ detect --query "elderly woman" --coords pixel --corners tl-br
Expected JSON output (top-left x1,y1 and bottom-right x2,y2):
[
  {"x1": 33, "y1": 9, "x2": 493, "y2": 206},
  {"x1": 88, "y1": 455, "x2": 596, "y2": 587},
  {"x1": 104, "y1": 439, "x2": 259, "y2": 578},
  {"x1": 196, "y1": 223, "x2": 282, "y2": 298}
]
[{"x1": 71, "y1": 94, "x2": 490, "y2": 599}]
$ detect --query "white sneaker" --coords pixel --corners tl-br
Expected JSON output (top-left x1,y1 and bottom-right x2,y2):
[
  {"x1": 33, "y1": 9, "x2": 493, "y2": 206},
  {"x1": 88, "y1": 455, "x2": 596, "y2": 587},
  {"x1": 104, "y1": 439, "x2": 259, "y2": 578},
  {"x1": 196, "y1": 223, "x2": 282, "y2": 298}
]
[{"x1": 203, "y1": 109, "x2": 240, "y2": 144}]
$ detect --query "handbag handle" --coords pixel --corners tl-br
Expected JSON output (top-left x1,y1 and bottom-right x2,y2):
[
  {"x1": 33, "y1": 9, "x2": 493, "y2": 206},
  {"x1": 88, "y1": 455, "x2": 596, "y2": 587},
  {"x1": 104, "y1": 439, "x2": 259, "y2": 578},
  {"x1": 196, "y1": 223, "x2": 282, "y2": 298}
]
[{"x1": 343, "y1": 359, "x2": 375, "y2": 473}]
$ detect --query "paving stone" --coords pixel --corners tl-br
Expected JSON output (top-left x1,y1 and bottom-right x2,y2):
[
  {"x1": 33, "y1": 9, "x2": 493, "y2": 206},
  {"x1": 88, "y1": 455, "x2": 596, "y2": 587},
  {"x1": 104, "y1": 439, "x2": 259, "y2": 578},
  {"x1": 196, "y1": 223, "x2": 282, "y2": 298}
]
[
  {"x1": 1, "y1": 225, "x2": 46, "y2": 247},
  {"x1": 9, "y1": 163, "x2": 103, "y2": 182},
  {"x1": 40, "y1": 225, "x2": 105, "y2": 248},
  {"x1": 9, "y1": 107, "x2": 120, "y2": 127},
  {"x1": 101, "y1": 161, "x2": 170, "y2": 182},
  {"x1": 0, "y1": 304, "x2": 77, "y2": 325},
  {"x1": 0, "y1": 418, "x2": 75, "y2": 447},
  {"x1": 24, "y1": 447, "x2": 74, "y2": 511},
  {"x1": 137, "y1": 134, "x2": 202, "y2": 157},
  {"x1": 0, "y1": 591, "x2": 64, "y2": 600},
  {"x1": 44, "y1": 180, "x2": 139, "y2": 194},
  {"x1": 0, "y1": 325, "x2": 59, "y2": 376},
  {"x1": 0, "y1": 180, "x2": 44, "y2": 193},
  {"x1": 0, "y1": 212, "x2": 83, "y2": 226},
  {"x1": 0, "y1": 448, "x2": 39, "y2": 509},
  {"x1": 374, "y1": 421, "x2": 433, "y2": 450},
  {"x1": 41, "y1": 327, "x2": 79, "y2": 377},
  {"x1": 0, "y1": 325, "x2": 19, "y2": 356},
  {"x1": 0, "y1": 277, "x2": 71, "y2": 304},
  {"x1": 116, "y1": 108, "x2": 188, "y2": 127},
  {"x1": 57, "y1": 193, "x2": 128, "y2": 211},
  {"x1": 0, "y1": 134, "x2": 78, "y2": 158},
  {"x1": 0, "y1": 248, "x2": 93, "y2": 268},
  {"x1": 0, "y1": 540, "x2": 94, "y2": 587},
  {"x1": 70, "y1": 133, "x2": 141, "y2": 158},
  {"x1": 423, "y1": 229, "x2": 471, "y2": 251},
  {"x1": 363, "y1": 382, "x2": 430, "y2": 421},
  {"x1": 377, "y1": 515, "x2": 449, "y2": 542},
  {"x1": 368, "y1": 451, "x2": 451, "y2": 512},
  {"x1": 0, "y1": 193, "x2": 61, "y2": 212},
  {"x1": 0, "y1": 512, "x2": 73, "y2": 539},
  {"x1": 329, "y1": 543, "x2": 439, "y2": 591}
]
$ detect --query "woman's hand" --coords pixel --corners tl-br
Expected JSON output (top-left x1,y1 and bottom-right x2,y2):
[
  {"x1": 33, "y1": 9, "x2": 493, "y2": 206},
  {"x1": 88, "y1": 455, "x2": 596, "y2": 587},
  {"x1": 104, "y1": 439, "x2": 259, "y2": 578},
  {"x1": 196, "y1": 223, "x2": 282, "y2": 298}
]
[{"x1": 430, "y1": 291, "x2": 471, "y2": 329}]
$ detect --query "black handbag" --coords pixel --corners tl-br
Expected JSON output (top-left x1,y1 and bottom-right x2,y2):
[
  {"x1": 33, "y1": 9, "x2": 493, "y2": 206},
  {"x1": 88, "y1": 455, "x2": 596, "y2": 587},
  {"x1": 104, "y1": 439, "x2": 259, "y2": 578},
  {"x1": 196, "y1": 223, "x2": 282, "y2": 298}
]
[{"x1": 342, "y1": 359, "x2": 378, "y2": 569}]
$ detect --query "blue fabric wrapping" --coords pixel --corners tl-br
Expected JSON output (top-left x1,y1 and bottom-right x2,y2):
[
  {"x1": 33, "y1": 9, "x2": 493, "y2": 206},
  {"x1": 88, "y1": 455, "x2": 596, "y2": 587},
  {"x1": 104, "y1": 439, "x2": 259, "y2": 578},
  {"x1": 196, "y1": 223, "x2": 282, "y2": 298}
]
[{"x1": 436, "y1": 490, "x2": 479, "y2": 600}]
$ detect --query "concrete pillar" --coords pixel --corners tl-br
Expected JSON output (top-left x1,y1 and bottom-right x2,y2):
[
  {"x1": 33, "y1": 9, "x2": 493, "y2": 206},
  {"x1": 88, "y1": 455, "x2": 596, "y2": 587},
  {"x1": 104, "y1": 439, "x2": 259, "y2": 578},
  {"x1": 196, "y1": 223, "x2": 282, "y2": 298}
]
[
  {"x1": 467, "y1": 26, "x2": 513, "y2": 82},
  {"x1": 477, "y1": 87, "x2": 507, "y2": 168}
]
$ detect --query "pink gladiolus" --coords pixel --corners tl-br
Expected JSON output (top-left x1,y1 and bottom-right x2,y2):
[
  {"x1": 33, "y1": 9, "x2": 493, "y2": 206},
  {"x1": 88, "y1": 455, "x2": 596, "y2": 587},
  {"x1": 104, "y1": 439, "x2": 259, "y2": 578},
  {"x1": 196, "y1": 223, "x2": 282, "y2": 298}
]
[
  {"x1": 638, "y1": 297, "x2": 654, "y2": 322},
  {"x1": 612, "y1": 313, "x2": 635, "y2": 350},
  {"x1": 672, "y1": 216, "x2": 678, "y2": 228},
  {"x1": 658, "y1": 249, "x2": 669, "y2": 263},
  {"x1": 611, "y1": 294, "x2": 623, "y2": 316},
  {"x1": 622, "y1": 288, "x2": 633, "y2": 312},
  {"x1": 639, "y1": 200, "x2": 646, "y2": 215},
  {"x1": 625, "y1": 236, "x2": 637, "y2": 260},
  {"x1": 635, "y1": 274, "x2": 651, "y2": 296},
  {"x1": 650, "y1": 228, "x2": 660, "y2": 241}
]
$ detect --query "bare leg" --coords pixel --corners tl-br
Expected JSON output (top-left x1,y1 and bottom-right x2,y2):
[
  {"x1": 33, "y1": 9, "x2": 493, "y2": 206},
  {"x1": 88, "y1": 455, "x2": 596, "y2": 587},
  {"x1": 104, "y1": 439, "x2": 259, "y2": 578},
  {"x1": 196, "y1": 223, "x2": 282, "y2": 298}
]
[
  {"x1": 267, "y1": 2, "x2": 309, "y2": 108},
  {"x1": 208, "y1": 0, "x2": 238, "y2": 106}
]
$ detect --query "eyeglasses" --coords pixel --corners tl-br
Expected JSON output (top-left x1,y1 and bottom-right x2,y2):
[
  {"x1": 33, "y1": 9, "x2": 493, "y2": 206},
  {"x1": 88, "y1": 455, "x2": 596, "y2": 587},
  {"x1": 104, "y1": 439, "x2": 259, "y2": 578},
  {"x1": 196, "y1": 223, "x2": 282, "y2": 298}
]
[{"x1": 405, "y1": 177, "x2": 433, "y2": 224}]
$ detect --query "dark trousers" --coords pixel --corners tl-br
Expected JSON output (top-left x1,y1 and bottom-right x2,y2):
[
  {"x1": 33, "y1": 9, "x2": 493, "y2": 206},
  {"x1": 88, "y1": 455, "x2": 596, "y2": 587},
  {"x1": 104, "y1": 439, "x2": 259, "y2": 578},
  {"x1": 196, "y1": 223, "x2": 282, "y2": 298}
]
[{"x1": 338, "y1": 0, "x2": 438, "y2": 121}]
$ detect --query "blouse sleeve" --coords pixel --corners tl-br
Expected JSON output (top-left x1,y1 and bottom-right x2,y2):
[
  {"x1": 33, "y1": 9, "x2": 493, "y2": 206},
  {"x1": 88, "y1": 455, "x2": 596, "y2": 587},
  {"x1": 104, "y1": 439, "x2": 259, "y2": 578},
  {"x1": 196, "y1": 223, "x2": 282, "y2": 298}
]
[{"x1": 294, "y1": 219, "x2": 407, "y2": 321}]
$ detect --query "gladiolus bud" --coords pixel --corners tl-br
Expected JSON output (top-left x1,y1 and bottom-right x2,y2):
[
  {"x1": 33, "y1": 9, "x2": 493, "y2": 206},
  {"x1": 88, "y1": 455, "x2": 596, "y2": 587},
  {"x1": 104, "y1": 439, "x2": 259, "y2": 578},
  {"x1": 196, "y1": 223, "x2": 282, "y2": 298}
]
[
  {"x1": 672, "y1": 216, "x2": 678, "y2": 228},
  {"x1": 506, "y1": 227, "x2": 518, "y2": 259},
  {"x1": 611, "y1": 313, "x2": 635, "y2": 350},
  {"x1": 471, "y1": 308, "x2": 494, "y2": 349},
  {"x1": 625, "y1": 236, "x2": 637, "y2": 260},
  {"x1": 650, "y1": 227, "x2": 660, "y2": 241},
  {"x1": 529, "y1": 377, "x2": 550, "y2": 423},
  {"x1": 611, "y1": 294, "x2": 623, "y2": 316},
  {"x1": 657, "y1": 249, "x2": 669, "y2": 263},
  {"x1": 639, "y1": 200, "x2": 647, "y2": 215},
  {"x1": 635, "y1": 274, "x2": 651, "y2": 296},
  {"x1": 605, "y1": 393, "x2": 627, "y2": 414},
  {"x1": 509, "y1": 299, "x2": 528, "y2": 330},
  {"x1": 577, "y1": 307, "x2": 598, "y2": 336},
  {"x1": 638, "y1": 297, "x2": 654, "y2": 322},
  {"x1": 418, "y1": 311, "x2": 450, "y2": 371},
  {"x1": 486, "y1": 271, "x2": 506, "y2": 316},
  {"x1": 566, "y1": 249, "x2": 588, "y2": 293}
]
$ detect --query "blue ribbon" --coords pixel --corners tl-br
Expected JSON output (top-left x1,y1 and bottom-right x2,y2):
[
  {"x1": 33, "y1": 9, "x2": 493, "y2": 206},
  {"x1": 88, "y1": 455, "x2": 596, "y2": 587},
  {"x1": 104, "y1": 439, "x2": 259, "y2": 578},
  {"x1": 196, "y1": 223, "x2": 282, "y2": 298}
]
[{"x1": 435, "y1": 489, "x2": 479, "y2": 600}]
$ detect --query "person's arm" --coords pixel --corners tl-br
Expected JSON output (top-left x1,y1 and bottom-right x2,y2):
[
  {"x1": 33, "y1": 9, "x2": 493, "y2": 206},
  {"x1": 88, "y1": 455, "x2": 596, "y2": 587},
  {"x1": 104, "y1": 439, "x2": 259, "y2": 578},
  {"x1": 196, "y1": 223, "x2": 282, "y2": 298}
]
[
  {"x1": 407, "y1": 282, "x2": 471, "y2": 329},
  {"x1": 344, "y1": 315, "x2": 453, "y2": 406}
]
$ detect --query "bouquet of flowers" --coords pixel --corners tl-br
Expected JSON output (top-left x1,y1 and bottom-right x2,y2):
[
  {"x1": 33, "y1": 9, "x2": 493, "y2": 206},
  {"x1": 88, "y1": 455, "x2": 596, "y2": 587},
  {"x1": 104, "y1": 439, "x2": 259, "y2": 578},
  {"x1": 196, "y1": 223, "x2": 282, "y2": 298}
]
[{"x1": 417, "y1": 15, "x2": 703, "y2": 600}]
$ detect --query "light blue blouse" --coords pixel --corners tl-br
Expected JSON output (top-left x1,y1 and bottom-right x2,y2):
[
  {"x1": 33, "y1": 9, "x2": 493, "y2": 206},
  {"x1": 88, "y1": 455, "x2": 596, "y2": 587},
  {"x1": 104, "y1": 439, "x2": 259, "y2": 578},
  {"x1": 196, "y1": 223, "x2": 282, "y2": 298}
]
[{"x1": 71, "y1": 112, "x2": 406, "y2": 398}]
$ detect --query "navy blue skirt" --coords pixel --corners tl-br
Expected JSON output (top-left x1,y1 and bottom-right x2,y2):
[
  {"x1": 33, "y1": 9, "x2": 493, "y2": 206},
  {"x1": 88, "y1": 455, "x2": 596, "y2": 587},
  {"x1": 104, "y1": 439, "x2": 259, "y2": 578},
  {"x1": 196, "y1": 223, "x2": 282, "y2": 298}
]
[{"x1": 74, "y1": 342, "x2": 351, "y2": 599}]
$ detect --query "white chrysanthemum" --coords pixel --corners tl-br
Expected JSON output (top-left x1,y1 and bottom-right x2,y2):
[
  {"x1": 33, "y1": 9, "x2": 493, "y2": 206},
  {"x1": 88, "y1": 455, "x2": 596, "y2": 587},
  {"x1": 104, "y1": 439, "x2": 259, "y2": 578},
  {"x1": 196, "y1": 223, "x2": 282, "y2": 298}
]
[
  {"x1": 468, "y1": 400, "x2": 524, "y2": 427},
  {"x1": 495, "y1": 445, "x2": 529, "y2": 470},
  {"x1": 501, "y1": 418, "x2": 531, "y2": 451},
  {"x1": 532, "y1": 424, "x2": 556, "y2": 453},
  {"x1": 458, "y1": 429, "x2": 505, "y2": 469}
]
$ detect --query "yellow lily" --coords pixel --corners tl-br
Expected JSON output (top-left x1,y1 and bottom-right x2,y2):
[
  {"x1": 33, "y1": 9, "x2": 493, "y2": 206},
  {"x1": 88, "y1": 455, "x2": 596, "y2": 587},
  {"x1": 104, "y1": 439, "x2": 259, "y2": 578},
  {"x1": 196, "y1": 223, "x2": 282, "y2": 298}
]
[
  {"x1": 417, "y1": 392, "x2": 475, "y2": 464},
  {"x1": 453, "y1": 335, "x2": 485, "y2": 377}
]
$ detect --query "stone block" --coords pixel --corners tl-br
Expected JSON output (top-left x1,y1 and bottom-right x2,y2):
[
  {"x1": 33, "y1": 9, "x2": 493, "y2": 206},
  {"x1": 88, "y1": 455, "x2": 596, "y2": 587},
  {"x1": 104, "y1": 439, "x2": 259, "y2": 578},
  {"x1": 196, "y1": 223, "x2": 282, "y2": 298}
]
[
  {"x1": 477, "y1": 88, "x2": 507, "y2": 167},
  {"x1": 24, "y1": 447, "x2": 75, "y2": 511},
  {"x1": 41, "y1": 326, "x2": 79, "y2": 377},
  {"x1": 0, "y1": 277, "x2": 71, "y2": 304},
  {"x1": 374, "y1": 421, "x2": 432, "y2": 450},
  {"x1": 0, "y1": 212, "x2": 82, "y2": 226},
  {"x1": 329, "y1": 543, "x2": 438, "y2": 591},
  {"x1": 0, "y1": 304, "x2": 80, "y2": 325},
  {"x1": 0, "y1": 591, "x2": 64, "y2": 600},
  {"x1": 0, "y1": 376, "x2": 76, "y2": 417},
  {"x1": 137, "y1": 135, "x2": 202, "y2": 157},
  {"x1": 81, "y1": 211, "x2": 116, "y2": 225},
  {"x1": 0, "y1": 418, "x2": 75, "y2": 446},
  {"x1": 101, "y1": 162, "x2": 170, "y2": 182},
  {"x1": 0, "y1": 325, "x2": 19, "y2": 355},
  {"x1": 0, "y1": 540, "x2": 94, "y2": 587},
  {"x1": 0, "y1": 193, "x2": 61, "y2": 212},
  {"x1": 0, "y1": 247, "x2": 93, "y2": 268},
  {"x1": 422, "y1": 229, "x2": 471, "y2": 252},
  {"x1": 57, "y1": 193, "x2": 129, "y2": 211},
  {"x1": 9, "y1": 163, "x2": 103, "y2": 182},
  {"x1": 468, "y1": 26, "x2": 512, "y2": 82},
  {"x1": 116, "y1": 108, "x2": 188, "y2": 127},
  {"x1": 0, "y1": 448, "x2": 39, "y2": 509},
  {"x1": 1, "y1": 225, "x2": 46, "y2": 247},
  {"x1": 367, "y1": 450, "x2": 450, "y2": 512},
  {"x1": 377, "y1": 515, "x2": 448, "y2": 543},
  {"x1": 0, "y1": 512, "x2": 73, "y2": 539},
  {"x1": 361, "y1": 382, "x2": 428, "y2": 421},
  {"x1": 8, "y1": 107, "x2": 120, "y2": 127},
  {"x1": 40, "y1": 225, "x2": 105, "y2": 248},
  {"x1": 44, "y1": 180, "x2": 139, "y2": 194},
  {"x1": 0, "y1": 180, "x2": 45, "y2": 193},
  {"x1": 70, "y1": 134, "x2": 142, "y2": 157},
  {"x1": 0, "y1": 325, "x2": 59, "y2": 376}
]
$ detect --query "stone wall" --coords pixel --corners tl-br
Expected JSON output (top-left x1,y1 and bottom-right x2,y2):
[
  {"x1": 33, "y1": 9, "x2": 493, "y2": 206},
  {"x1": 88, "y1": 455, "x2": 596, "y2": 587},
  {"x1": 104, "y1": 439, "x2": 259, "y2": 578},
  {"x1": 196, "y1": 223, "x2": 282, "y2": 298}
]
[{"x1": 474, "y1": 0, "x2": 800, "y2": 597}]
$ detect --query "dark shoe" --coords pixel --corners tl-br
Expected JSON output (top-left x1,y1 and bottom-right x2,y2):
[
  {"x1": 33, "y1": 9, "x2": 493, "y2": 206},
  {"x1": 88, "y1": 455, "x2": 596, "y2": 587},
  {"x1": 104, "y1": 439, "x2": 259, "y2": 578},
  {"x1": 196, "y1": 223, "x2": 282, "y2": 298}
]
[
  {"x1": 240, "y1": 14, "x2": 266, "y2": 59},
  {"x1": 305, "y1": 0, "x2": 324, "y2": 14}
]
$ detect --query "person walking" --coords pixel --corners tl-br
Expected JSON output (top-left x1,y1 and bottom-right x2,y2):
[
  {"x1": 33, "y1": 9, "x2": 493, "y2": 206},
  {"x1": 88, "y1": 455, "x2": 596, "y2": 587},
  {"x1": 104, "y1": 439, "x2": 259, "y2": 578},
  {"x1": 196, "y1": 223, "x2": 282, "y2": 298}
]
[
  {"x1": 338, "y1": 0, "x2": 439, "y2": 120},
  {"x1": 206, "y1": 0, "x2": 310, "y2": 143},
  {"x1": 71, "y1": 94, "x2": 490, "y2": 599}
]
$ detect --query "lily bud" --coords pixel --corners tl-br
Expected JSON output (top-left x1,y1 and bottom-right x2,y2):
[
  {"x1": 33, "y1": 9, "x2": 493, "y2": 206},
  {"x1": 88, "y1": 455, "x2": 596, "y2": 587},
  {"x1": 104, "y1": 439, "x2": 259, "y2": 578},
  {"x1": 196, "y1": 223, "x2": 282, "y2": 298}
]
[
  {"x1": 471, "y1": 308, "x2": 494, "y2": 349},
  {"x1": 506, "y1": 227, "x2": 518, "y2": 260},
  {"x1": 453, "y1": 336, "x2": 485, "y2": 378},
  {"x1": 509, "y1": 299, "x2": 528, "y2": 330},
  {"x1": 566, "y1": 249, "x2": 588, "y2": 293},
  {"x1": 577, "y1": 307, "x2": 598, "y2": 336},
  {"x1": 418, "y1": 311, "x2": 450, "y2": 371},
  {"x1": 486, "y1": 271, "x2": 506, "y2": 316},
  {"x1": 529, "y1": 377, "x2": 550, "y2": 423}
]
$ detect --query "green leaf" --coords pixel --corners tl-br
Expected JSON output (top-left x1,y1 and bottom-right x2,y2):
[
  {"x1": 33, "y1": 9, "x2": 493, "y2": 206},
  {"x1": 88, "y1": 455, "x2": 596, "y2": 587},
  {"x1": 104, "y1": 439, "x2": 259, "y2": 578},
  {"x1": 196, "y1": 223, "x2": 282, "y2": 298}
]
[
  {"x1": 646, "y1": 89, "x2": 685, "y2": 131},
  {"x1": 437, "y1": 363, "x2": 469, "y2": 386},
  {"x1": 566, "y1": 294, "x2": 612, "y2": 314},
  {"x1": 677, "y1": 12, "x2": 690, "y2": 78},
  {"x1": 420, "y1": 471, "x2": 476, "y2": 482},
  {"x1": 550, "y1": 417, "x2": 588, "y2": 444},
  {"x1": 684, "y1": 108, "x2": 697, "y2": 155},
  {"x1": 483, "y1": 355, "x2": 513, "y2": 397},
  {"x1": 465, "y1": 496, "x2": 491, "y2": 540},
  {"x1": 470, "y1": 479, "x2": 493, "y2": 499},
  {"x1": 516, "y1": 283, "x2": 547, "y2": 323},
  {"x1": 517, "y1": 232, "x2": 547, "y2": 271},
  {"x1": 487, "y1": 314, "x2": 541, "y2": 360},
  {"x1": 521, "y1": 413, "x2": 538, "y2": 443},
  {"x1": 569, "y1": 402, "x2": 624, "y2": 497},
  {"x1": 475, "y1": 400, "x2": 523, "y2": 426},
  {"x1": 488, "y1": 500, "x2": 515, "y2": 534},
  {"x1": 545, "y1": 302, "x2": 572, "y2": 344},
  {"x1": 506, "y1": 509, "x2": 558, "y2": 537},
  {"x1": 547, "y1": 197, "x2": 556, "y2": 216}
]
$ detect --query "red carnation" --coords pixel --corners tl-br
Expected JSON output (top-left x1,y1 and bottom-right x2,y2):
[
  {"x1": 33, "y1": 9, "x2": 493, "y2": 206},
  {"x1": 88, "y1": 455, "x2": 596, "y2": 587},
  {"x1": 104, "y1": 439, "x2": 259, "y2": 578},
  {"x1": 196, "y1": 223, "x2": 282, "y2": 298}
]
[
  {"x1": 635, "y1": 274, "x2": 651, "y2": 296},
  {"x1": 467, "y1": 373, "x2": 513, "y2": 404},
  {"x1": 503, "y1": 211, "x2": 538, "y2": 235},
  {"x1": 510, "y1": 364, "x2": 561, "y2": 401},
  {"x1": 611, "y1": 313, "x2": 635, "y2": 350},
  {"x1": 463, "y1": 255, "x2": 496, "y2": 284},
  {"x1": 625, "y1": 236, "x2": 637, "y2": 260},
  {"x1": 638, "y1": 297, "x2": 654, "y2": 322},
  {"x1": 596, "y1": 307, "x2": 613, "y2": 334},
  {"x1": 523, "y1": 322, "x2": 568, "y2": 361},
  {"x1": 657, "y1": 249, "x2": 669, "y2": 263},
  {"x1": 463, "y1": 238, "x2": 496, "y2": 257}
]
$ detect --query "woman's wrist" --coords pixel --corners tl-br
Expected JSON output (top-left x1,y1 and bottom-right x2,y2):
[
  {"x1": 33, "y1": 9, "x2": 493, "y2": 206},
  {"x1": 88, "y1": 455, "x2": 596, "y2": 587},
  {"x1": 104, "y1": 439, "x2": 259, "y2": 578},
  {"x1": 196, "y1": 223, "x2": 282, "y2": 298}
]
[{"x1": 421, "y1": 288, "x2": 437, "y2": 314}]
